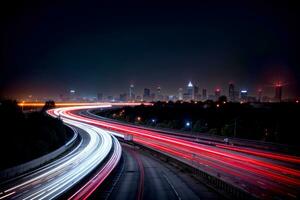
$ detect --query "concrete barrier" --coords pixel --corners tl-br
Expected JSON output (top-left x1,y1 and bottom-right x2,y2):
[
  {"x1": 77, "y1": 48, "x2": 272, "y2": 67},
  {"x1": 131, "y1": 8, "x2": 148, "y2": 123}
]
[
  {"x1": 0, "y1": 126, "x2": 80, "y2": 181},
  {"x1": 121, "y1": 139, "x2": 257, "y2": 200}
]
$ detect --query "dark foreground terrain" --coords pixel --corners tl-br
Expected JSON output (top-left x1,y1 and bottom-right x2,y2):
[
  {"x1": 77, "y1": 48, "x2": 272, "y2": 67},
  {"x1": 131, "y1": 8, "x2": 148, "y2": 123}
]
[{"x1": 0, "y1": 100, "x2": 71, "y2": 170}]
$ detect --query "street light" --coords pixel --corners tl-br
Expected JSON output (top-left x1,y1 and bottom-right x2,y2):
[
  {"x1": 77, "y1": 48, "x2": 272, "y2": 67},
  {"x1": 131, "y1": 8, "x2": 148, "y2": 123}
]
[{"x1": 185, "y1": 121, "x2": 192, "y2": 133}]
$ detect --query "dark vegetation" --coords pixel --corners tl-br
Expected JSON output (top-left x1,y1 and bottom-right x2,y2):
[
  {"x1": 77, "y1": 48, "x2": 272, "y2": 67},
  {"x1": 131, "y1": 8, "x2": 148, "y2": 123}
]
[
  {"x1": 95, "y1": 99, "x2": 300, "y2": 146},
  {"x1": 0, "y1": 100, "x2": 71, "y2": 170}
]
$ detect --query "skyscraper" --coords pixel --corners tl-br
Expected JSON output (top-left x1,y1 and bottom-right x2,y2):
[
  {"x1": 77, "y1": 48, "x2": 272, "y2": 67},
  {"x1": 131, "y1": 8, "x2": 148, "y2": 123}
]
[
  {"x1": 229, "y1": 83, "x2": 235, "y2": 102},
  {"x1": 194, "y1": 86, "x2": 199, "y2": 100},
  {"x1": 69, "y1": 89, "x2": 76, "y2": 101},
  {"x1": 156, "y1": 86, "x2": 163, "y2": 101},
  {"x1": 257, "y1": 89, "x2": 262, "y2": 102},
  {"x1": 129, "y1": 84, "x2": 135, "y2": 101},
  {"x1": 215, "y1": 88, "x2": 221, "y2": 100},
  {"x1": 143, "y1": 88, "x2": 151, "y2": 101},
  {"x1": 187, "y1": 81, "x2": 194, "y2": 100},
  {"x1": 178, "y1": 88, "x2": 183, "y2": 100},
  {"x1": 202, "y1": 89, "x2": 207, "y2": 100},
  {"x1": 275, "y1": 83, "x2": 282, "y2": 102},
  {"x1": 240, "y1": 90, "x2": 248, "y2": 101}
]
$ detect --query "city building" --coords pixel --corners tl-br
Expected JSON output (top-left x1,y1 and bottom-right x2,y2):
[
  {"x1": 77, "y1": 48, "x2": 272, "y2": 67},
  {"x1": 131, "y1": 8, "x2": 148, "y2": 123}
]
[
  {"x1": 240, "y1": 90, "x2": 248, "y2": 101},
  {"x1": 119, "y1": 93, "x2": 127, "y2": 102},
  {"x1": 257, "y1": 89, "x2": 262, "y2": 102},
  {"x1": 70, "y1": 89, "x2": 75, "y2": 100},
  {"x1": 187, "y1": 81, "x2": 194, "y2": 100},
  {"x1": 202, "y1": 89, "x2": 207, "y2": 101},
  {"x1": 194, "y1": 85, "x2": 200, "y2": 101},
  {"x1": 129, "y1": 84, "x2": 135, "y2": 101},
  {"x1": 143, "y1": 88, "x2": 151, "y2": 101},
  {"x1": 156, "y1": 86, "x2": 163, "y2": 101},
  {"x1": 150, "y1": 93, "x2": 155, "y2": 101},
  {"x1": 107, "y1": 96, "x2": 114, "y2": 102},
  {"x1": 229, "y1": 83, "x2": 235, "y2": 102},
  {"x1": 274, "y1": 83, "x2": 282, "y2": 102},
  {"x1": 215, "y1": 88, "x2": 221, "y2": 100},
  {"x1": 178, "y1": 88, "x2": 183, "y2": 100}
]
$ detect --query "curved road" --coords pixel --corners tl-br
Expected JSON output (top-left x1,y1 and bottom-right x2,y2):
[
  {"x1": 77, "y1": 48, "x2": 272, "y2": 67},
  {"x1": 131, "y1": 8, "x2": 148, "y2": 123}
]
[
  {"x1": 68, "y1": 106, "x2": 300, "y2": 200},
  {"x1": 0, "y1": 106, "x2": 121, "y2": 200}
]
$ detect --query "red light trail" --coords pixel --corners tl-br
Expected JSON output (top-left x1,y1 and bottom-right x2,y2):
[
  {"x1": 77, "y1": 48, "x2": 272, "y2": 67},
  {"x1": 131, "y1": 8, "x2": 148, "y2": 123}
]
[{"x1": 53, "y1": 106, "x2": 300, "y2": 199}]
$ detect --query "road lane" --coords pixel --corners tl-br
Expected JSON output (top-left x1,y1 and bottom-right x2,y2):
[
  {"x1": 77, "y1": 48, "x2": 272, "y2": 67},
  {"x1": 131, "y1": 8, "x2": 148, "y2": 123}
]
[
  {"x1": 0, "y1": 106, "x2": 122, "y2": 200},
  {"x1": 109, "y1": 144, "x2": 222, "y2": 200},
  {"x1": 69, "y1": 106, "x2": 300, "y2": 199}
]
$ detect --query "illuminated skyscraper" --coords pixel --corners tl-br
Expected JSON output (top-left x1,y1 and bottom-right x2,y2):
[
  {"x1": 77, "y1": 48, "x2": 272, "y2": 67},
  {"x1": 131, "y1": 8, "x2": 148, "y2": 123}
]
[
  {"x1": 240, "y1": 90, "x2": 248, "y2": 101},
  {"x1": 275, "y1": 83, "x2": 282, "y2": 102},
  {"x1": 129, "y1": 84, "x2": 135, "y2": 101},
  {"x1": 215, "y1": 88, "x2": 221, "y2": 100},
  {"x1": 69, "y1": 89, "x2": 76, "y2": 101},
  {"x1": 178, "y1": 88, "x2": 183, "y2": 100},
  {"x1": 156, "y1": 86, "x2": 163, "y2": 101},
  {"x1": 187, "y1": 81, "x2": 194, "y2": 100}
]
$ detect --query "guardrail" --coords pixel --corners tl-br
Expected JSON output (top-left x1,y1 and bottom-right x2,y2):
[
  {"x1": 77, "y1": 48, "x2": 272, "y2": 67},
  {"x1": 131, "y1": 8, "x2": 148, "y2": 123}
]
[
  {"x1": 120, "y1": 138, "x2": 257, "y2": 200},
  {"x1": 0, "y1": 125, "x2": 80, "y2": 181}
]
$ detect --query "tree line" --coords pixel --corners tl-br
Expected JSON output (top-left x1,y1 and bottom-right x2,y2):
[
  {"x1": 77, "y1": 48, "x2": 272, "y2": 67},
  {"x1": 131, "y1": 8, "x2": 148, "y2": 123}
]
[
  {"x1": 0, "y1": 100, "x2": 71, "y2": 170},
  {"x1": 95, "y1": 100, "x2": 300, "y2": 146}
]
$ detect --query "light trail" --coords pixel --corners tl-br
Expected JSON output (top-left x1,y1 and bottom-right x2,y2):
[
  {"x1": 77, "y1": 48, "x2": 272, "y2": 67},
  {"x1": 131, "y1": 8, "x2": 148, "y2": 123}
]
[
  {"x1": 18, "y1": 102, "x2": 152, "y2": 107},
  {"x1": 0, "y1": 105, "x2": 122, "y2": 200},
  {"x1": 60, "y1": 106, "x2": 300, "y2": 200}
]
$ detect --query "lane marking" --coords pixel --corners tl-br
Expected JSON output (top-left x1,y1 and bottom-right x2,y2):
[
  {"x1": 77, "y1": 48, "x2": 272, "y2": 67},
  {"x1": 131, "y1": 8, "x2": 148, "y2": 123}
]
[
  {"x1": 0, "y1": 191, "x2": 16, "y2": 199},
  {"x1": 163, "y1": 173, "x2": 181, "y2": 200}
]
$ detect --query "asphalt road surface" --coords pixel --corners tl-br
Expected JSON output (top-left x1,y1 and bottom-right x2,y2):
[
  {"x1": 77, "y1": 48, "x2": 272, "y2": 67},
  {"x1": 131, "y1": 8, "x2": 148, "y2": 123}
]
[{"x1": 108, "y1": 143, "x2": 222, "y2": 200}]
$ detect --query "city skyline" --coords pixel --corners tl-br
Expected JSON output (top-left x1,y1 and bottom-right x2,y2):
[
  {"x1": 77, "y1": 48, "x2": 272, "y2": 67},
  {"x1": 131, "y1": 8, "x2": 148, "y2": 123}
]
[{"x1": 14, "y1": 80, "x2": 293, "y2": 103}]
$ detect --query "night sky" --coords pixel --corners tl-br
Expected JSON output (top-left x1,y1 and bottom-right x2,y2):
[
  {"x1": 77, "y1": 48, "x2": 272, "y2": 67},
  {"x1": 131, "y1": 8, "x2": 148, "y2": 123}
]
[{"x1": 1, "y1": 1, "x2": 299, "y2": 99}]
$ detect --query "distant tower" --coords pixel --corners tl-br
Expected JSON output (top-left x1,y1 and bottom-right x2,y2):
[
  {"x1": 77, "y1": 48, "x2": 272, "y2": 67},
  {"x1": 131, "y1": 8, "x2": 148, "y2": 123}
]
[
  {"x1": 157, "y1": 86, "x2": 161, "y2": 96},
  {"x1": 129, "y1": 84, "x2": 135, "y2": 101},
  {"x1": 187, "y1": 81, "x2": 194, "y2": 100},
  {"x1": 215, "y1": 88, "x2": 221, "y2": 100},
  {"x1": 194, "y1": 86, "x2": 199, "y2": 100},
  {"x1": 275, "y1": 83, "x2": 282, "y2": 102},
  {"x1": 178, "y1": 88, "x2": 183, "y2": 100},
  {"x1": 240, "y1": 90, "x2": 248, "y2": 101},
  {"x1": 70, "y1": 89, "x2": 76, "y2": 101},
  {"x1": 202, "y1": 89, "x2": 207, "y2": 100},
  {"x1": 257, "y1": 89, "x2": 262, "y2": 102},
  {"x1": 229, "y1": 83, "x2": 235, "y2": 102},
  {"x1": 156, "y1": 86, "x2": 163, "y2": 101},
  {"x1": 143, "y1": 88, "x2": 150, "y2": 101}
]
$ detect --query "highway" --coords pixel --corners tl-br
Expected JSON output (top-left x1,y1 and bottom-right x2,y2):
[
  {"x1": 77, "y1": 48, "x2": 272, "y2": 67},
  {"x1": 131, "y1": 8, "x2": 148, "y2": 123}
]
[
  {"x1": 106, "y1": 143, "x2": 222, "y2": 200},
  {"x1": 0, "y1": 106, "x2": 121, "y2": 200},
  {"x1": 1, "y1": 104, "x2": 299, "y2": 199},
  {"x1": 62, "y1": 106, "x2": 300, "y2": 200}
]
